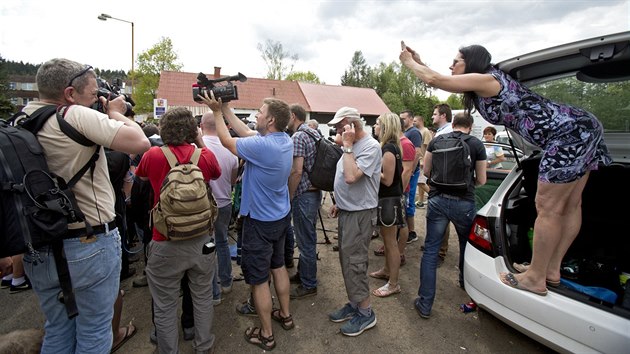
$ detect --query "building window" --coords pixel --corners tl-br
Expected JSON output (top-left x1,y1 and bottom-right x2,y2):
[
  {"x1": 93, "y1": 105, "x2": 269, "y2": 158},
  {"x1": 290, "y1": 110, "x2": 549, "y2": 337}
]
[
  {"x1": 9, "y1": 82, "x2": 17, "y2": 90},
  {"x1": 22, "y1": 83, "x2": 35, "y2": 91}
]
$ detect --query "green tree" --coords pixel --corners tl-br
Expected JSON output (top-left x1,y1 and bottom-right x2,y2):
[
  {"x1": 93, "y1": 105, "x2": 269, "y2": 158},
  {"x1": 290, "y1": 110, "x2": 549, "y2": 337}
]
[
  {"x1": 285, "y1": 71, "x2": 321, "y2": 84},
  {"x1": 0, "y1": 55, "x2": 16, "y2": 118},
  {"x1": 132, "y1": 37, "x2": 182, "y2": 113},
  {"x1": 257, "y1": 39, "x2": 298, "y2": 80},
  {"x1": 445, "y1": 93, "x2": 463, "y2": 110},
  {"x1": 340, "y1": 51, "x2": 371, "y2": 87}
]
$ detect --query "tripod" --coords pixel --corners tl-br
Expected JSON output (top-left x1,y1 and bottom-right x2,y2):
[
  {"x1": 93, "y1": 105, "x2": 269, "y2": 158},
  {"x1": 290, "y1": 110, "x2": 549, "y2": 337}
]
[{"x1": 317, "y1": 191, "x2": 337, "y2": 245}]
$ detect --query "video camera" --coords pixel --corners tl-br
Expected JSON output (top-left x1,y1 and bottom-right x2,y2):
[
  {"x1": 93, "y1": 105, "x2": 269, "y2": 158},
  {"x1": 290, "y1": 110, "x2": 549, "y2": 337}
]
[
  {"x1": 192, "y1": 72, "x2": 247, "y2": 103},
  {"x1": 93, "y1": 78, "x2": 135, "y2": 117}
]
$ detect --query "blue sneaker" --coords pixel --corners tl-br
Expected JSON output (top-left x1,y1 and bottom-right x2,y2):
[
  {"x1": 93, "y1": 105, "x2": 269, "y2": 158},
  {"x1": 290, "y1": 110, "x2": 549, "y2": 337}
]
[
  {"x1": 340, "y1": 311, "x2": 377, "y2": 336},
  {"x1": 328, "y1": 303, "x2": 357, "y2": 323}
]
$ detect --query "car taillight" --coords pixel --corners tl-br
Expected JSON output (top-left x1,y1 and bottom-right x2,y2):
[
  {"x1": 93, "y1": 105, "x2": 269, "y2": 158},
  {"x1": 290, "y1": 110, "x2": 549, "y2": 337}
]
[{"x1": 468, "y1": 216, "x2": 493, "y2": 255}]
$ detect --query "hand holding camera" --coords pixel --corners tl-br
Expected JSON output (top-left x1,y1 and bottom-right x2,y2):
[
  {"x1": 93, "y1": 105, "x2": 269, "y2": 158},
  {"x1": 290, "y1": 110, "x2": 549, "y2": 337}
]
[{"x1": 192, "y1": 72, "x2": 247, "y2": 103}]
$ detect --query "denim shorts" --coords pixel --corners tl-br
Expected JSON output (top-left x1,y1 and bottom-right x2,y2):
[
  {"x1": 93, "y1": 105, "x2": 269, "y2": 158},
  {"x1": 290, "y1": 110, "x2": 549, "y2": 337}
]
[{"x1": 241, "y1": 213, "x2": 291, "y2": 285}]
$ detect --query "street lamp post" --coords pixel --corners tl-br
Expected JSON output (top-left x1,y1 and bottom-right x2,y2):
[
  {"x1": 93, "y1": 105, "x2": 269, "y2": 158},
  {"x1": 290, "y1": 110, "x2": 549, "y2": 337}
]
[{"x1": 98, "y1": 13, "x2": 134, "y2": 94}]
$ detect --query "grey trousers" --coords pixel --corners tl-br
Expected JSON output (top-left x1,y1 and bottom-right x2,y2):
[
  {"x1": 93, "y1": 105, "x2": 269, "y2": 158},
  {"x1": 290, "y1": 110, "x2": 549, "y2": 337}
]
[
  {"x1": 146, "y1": 235, "x2": 216, "y2": 353},
  {"x1": 337, "y1": 208, "x2": 377, "y2": 304}
]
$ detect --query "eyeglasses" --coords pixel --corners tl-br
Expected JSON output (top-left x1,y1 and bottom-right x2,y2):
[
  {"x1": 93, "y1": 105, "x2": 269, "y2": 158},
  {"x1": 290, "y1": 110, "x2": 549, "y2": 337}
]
[{"x1": 67, "y1": 65, "x2": 93, "y2": 88}]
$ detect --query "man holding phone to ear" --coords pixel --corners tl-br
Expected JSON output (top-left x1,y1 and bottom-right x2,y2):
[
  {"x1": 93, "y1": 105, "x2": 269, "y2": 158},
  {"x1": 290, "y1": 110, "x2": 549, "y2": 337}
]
[{"x1": 327, "y1": 107, "x2": 382, "y2": 336}]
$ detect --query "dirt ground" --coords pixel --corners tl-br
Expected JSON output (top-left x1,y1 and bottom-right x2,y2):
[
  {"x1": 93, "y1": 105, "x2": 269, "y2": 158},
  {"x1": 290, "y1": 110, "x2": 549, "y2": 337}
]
[{"x1": 0, "y1": 195, "x2": 556, "y2": 354}]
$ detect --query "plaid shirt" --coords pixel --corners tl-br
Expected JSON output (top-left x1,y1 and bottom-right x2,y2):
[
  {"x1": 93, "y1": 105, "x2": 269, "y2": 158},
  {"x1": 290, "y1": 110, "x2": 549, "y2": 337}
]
[{"x1": 292, "y1": 123, "x2": 319, "y2": 196}]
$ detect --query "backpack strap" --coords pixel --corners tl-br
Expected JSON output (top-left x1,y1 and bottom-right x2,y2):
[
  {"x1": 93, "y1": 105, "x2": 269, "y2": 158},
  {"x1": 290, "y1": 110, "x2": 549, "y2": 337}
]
[{"x1": 160, "y1": 146, "x2": 202, "y2": 167}]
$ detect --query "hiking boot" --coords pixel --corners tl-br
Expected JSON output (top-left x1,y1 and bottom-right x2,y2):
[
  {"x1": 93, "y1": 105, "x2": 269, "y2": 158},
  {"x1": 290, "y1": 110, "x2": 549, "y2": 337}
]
[
  {"x1": 406, "y1": 232, "x2": 419, "y2": 244},
  {"x1": 328, "y1": 303, "x2": 357, "y2": 323},
  {"x1": 289, "y1": 273, "x2": 301, "y2": 284},
  {"x1": 132, "y1": 275, "x2": 148, "y2": 288},
  {"x1": 235, "y1": 299, "x2": 258, "y2": 317},
  {"x1": 340, "y1": 311, "x2": 377, "y2": 336},
  {"x1": 10, "y1": 279, "x2": 32, "y2": 294},
  {"x1": 290, "y1": 285, "x2": 317, "y2": 299},
  {"x1": 183, "y1": 327, "x2": 194, "y2": 341}
]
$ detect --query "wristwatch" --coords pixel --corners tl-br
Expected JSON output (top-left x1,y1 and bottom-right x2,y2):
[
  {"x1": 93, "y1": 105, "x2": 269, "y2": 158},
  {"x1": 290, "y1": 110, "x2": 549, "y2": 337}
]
[{"x1": 342, "y1": 146, "x2": 353, "y2": 154}]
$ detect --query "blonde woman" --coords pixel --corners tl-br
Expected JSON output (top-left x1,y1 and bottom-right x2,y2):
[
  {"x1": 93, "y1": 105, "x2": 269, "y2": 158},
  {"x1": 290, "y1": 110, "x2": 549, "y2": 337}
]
[{"x1": 369, "y1": 113, "x2": 404, "y2": 297}]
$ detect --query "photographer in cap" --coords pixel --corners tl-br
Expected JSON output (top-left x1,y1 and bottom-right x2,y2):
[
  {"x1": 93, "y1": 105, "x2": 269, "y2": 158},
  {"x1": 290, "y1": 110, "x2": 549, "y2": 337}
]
[
  {"x1": 21, "y1": 58, "x2": 150, "y2": 353},
  {"x1": 327, "y1": 107, "x2": 381, "y2": 336}
]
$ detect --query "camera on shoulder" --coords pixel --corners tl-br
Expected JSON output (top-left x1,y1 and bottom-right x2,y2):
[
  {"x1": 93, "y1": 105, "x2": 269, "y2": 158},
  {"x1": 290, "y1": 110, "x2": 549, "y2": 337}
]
[{"x1": 192, "y1": 72, "x2": 247, "y2": 103}]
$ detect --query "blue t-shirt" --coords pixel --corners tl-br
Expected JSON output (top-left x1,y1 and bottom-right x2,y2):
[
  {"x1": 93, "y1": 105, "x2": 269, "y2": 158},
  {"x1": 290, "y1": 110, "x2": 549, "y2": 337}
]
[{"x1": 236, "y1": 132, "x2": 293, "y2": 221}]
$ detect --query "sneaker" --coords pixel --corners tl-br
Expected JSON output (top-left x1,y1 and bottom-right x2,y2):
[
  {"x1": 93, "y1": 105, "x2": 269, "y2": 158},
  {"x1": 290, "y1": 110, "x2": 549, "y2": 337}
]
[
  {"x1": 328, "y1": 303, "x2": 357, "y2": 323},
  {"x1": 414, "y1": 298, "x2": 431, "y2": 319},
  {"x1": 415, "y1": 201, "x2": 425, "y2": 208},
  {"x1": 340, "y1": 311, "x2": 377, "y2": 336},
  {"x1": 406, "y1": 232, "x2": 419, "y2": 244},
  {"x1": 290, "y1": 285, "x2": 317, "y2": 299},
  {"x1": 1, "y1": 279, "x2": 11, "y2": 289},
  {"x1": 235, "y1": 299, "x2": 258, "y2": 317},
  {"x1": 213, "y1": 297, "x2": 222, "y2": 306},
  {"x1": 132, "y1": 275, "x2": 148, "y2": 288},
  {"x1": 10, "y1": 279, "x2": 32, "y2": 294},
  {"x1": 221, "y1": 284, "x2": 232, "y2": 294},
  {"x1": 183, "y1": 327, "x2": 194, "y2": 341},
  {"x1": 289, "y1": 273, "x2": 301, "y2": 284}
]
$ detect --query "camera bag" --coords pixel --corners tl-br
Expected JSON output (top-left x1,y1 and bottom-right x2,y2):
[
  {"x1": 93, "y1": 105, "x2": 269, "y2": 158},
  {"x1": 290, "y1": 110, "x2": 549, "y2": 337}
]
[
  {"x1": 151, "y1": 146, "x2": 218, "y2": 241},
  {"x1": 302, "y1": 129, "x2": 343, "y2": 191},
  {"x1": 0, "y1": 105, "x2": 100, "y2": 319}
]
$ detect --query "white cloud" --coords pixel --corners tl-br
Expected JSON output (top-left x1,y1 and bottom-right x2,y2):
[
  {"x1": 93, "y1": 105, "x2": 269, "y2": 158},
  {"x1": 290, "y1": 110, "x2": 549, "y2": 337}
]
[{"x1": 2, "y1": 0, "x2": 628, "y2": 101}]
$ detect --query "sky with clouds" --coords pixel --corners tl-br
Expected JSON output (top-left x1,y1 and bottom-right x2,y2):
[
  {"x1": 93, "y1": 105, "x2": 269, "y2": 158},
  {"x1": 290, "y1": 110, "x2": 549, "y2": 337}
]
[{"x1": 1, "y1": 0, "x2": 628, "y2": 99}]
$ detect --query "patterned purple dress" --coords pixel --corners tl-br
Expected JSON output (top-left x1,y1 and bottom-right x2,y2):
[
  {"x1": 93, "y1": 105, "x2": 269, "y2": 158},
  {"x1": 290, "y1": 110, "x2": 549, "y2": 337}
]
[{"x1": 475, "y1": 67, "x2": 612, "y2": 183}]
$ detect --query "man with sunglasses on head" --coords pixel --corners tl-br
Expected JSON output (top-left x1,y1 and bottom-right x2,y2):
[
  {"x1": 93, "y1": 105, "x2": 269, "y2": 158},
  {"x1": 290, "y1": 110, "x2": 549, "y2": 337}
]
[{"x1": 21, "y1": 58, "x2": 150, "y2": 353}]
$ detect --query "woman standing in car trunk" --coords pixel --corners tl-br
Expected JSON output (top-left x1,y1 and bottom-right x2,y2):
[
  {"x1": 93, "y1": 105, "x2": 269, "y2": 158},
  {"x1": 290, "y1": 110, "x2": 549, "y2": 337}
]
[{"x1": 399, "y1": 41, "x2": 611, "y2": 297}]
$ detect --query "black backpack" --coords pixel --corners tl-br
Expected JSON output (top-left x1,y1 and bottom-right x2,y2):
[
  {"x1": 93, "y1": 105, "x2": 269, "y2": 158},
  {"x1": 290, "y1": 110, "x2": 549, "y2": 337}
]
[
  {"x1": 302, "y1": 129, "x2": 343, "y2": 192},
  {"x1": 429, "y1": 132, "x2": 472, "y2": 192},
  {"x1": 0, "y1": 105, "x2": 100, "y2": 319}
]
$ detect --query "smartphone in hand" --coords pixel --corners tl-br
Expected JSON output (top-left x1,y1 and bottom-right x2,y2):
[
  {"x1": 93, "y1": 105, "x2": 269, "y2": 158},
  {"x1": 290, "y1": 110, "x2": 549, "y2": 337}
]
[{"x1": 401, "y1": 40, "x2": 406, "y2": 51}]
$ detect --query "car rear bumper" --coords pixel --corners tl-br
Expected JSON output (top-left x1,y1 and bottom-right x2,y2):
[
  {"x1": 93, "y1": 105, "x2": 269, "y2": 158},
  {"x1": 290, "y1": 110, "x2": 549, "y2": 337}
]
[{"x1": 464, "y1": 244, "x2": 630, "y2": 354}]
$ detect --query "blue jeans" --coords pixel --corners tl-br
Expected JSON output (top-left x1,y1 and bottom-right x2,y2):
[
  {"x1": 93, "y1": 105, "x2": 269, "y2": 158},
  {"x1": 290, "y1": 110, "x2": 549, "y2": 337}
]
[
  {"x1": 292, "y1": 191, "x2": 322, "y2": 289},
  {"x1": 406, "y1": 168, "x2": 420, "y2": 216},
  {"x1": 417, "y1": 195, "x2": 475, "y2": 315},
  {"x1": 24, "y1": 229, "x2": 122, "y2": 354},
  {"x1": 214, "y1": 204, "x2": 233, "y2": 287}
]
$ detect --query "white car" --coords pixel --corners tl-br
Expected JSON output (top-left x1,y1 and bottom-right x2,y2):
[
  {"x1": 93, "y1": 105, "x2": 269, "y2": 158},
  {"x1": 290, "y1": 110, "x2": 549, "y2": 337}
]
[{"x1": 464, "y1": 31, "x2": 630, "y2": 353}]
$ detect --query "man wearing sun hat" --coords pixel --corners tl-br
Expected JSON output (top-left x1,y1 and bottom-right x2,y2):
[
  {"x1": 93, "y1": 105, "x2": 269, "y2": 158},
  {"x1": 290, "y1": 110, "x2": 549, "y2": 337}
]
[{"x1": 326, "y1": 107, "x2": 382, "y2": 336}]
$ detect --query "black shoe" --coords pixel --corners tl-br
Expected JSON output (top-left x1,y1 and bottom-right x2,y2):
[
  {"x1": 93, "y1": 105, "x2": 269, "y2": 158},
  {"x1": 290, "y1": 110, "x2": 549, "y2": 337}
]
[
  {"x1": 289, "y1": 273, "x2": 301, "y2": 284},
  {"x1": 290, "y1": 285, "x2": 317, "y2": 299},
  {"x1": 10, "y1": 279, "x2": 32, "y2": 294},
  {"x1": 1, "y1": 279, "x2": 11, "y2": 289},
  {"x1": 235, "y1": 299, "x2": 258, "y2": 317},
  {"x1": 406, "y1": 232, "x2": 419, "y2": 244},
  {"x1": 120, "y1": 267, "x2": 137, "y2": 281}
]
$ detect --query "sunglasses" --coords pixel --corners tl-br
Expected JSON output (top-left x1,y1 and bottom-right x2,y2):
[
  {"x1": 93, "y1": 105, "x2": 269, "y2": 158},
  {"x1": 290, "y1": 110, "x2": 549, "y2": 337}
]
[{"x1": 67, "y1": 65, "x2": 93, "y2": 88}]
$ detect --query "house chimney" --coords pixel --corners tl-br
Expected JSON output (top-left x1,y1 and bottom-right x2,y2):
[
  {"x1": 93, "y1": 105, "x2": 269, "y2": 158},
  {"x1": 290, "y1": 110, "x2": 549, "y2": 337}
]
[{"x1": 214, "y1": 67, "x2": 221, "y2": 77}]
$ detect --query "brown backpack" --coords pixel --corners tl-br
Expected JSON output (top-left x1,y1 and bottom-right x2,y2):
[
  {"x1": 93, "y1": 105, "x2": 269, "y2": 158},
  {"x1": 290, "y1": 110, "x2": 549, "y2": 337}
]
[{"x1": 151, "y1": 146, "x2": 217, "y2": 241}]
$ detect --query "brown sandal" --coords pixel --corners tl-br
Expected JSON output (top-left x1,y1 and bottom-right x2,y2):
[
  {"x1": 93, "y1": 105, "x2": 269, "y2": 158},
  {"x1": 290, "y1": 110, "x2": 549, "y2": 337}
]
[
  {"x1": 369, "y1": 269, "x2": 390, "y2": 280},
  {"x1": 244, "y1": 327, "x2": 275, "y2": 351},
  {"x1": 271, "y1": 308, "x2": 295, "y2": 330}
]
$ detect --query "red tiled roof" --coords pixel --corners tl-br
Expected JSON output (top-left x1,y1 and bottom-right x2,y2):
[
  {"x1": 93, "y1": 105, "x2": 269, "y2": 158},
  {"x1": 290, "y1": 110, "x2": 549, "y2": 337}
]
[
  {"x1": 156, "y1": 70, "x2": 389, "y2": 117},
  {"x1": 297, "y1": 82, "x2": 390, "y2": 116},
  {"x1": 157, "y1": 71, "x2": 309, "y2": 110}
]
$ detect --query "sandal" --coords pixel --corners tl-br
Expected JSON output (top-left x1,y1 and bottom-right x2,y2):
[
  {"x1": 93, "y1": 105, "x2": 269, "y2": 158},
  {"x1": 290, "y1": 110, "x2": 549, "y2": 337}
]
[
  {"x1": 372, "y1": 282, "x2": 401, "y2": 297},
  {"x1": 111, "y1": 321, "x2": 137, "y2": 353},
  {"x1": 271, "y1": 308, "x2": 295, "y2": 330},
  {"x1": 369, "y1": 269, "x2": 389, "y2": 280},
  {"x1": 244, "y1": 327, "x2": 275, "y2": 351},
  {"x1": 373, "y1": 245, "x2": 385, "y2": 256}
]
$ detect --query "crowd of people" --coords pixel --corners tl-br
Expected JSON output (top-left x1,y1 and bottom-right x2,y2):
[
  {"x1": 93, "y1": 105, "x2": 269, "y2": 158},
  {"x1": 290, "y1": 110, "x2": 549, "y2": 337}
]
[{"x1": 0, "y1": 38, "x2": 610, "y2": 353}]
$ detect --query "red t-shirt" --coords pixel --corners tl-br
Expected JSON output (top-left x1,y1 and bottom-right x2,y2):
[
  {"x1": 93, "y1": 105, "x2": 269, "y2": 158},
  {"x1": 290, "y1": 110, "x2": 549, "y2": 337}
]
[
  {"x1": 400, "y1": 135, "x2": 415, "y2": 193},
  {"x1": 135, "y1": 144, "x2": 221, "y2": 241}
]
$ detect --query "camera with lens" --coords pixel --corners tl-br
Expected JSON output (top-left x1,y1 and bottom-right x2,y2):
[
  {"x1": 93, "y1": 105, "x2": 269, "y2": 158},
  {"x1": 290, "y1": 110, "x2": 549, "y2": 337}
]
[
  {"x1": 192, "y1": 72, "x2": 247, "y2": 103},
  {"x1": 93, "y1": 78, "x2": 135, "y2": 117},
  {"x1": 329, "y1": 127, "x2": 337, "y2": 137}
]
